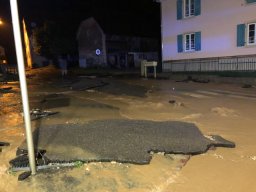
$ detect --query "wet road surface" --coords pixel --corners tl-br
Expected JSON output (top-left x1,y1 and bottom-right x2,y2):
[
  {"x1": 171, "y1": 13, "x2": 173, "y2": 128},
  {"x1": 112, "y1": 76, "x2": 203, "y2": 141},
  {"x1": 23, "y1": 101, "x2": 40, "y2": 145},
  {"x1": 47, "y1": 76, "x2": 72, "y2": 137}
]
[{"x1": 0, "y1": 66, "x2": 255, "y2": 192}]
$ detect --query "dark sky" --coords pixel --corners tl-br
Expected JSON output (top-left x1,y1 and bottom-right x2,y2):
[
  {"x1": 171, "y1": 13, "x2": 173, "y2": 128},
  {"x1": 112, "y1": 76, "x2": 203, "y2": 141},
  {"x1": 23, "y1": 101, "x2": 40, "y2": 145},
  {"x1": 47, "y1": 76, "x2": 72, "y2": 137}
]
[
  {"x1": 19, "y1": 0, "x2": 160, "y2": 37},
  {"x1": 0, "y1": 0, "x2": 160, "y2": 63}
]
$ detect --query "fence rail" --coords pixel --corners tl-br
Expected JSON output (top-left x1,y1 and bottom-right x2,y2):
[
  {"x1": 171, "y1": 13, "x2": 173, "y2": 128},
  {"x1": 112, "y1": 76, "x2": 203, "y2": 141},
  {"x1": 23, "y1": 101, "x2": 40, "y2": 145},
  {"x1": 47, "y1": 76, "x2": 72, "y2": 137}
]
[
  {"x1": 0, "y1": 64, "x2": 18, "y2": 82},
  {"x1": 0, "y1": 64, "x2": 18, "y2": 75},
  {"x1": 163, "y1": 55, "x2": 256, "y2": 72}
]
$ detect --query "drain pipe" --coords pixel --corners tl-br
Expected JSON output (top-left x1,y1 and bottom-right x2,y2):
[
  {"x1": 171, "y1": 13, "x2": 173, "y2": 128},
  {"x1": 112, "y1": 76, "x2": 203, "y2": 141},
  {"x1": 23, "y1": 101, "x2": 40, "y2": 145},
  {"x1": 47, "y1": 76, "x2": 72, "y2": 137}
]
[{"x1": 10, "y1": 0, "x2": 36, "y2": 175}]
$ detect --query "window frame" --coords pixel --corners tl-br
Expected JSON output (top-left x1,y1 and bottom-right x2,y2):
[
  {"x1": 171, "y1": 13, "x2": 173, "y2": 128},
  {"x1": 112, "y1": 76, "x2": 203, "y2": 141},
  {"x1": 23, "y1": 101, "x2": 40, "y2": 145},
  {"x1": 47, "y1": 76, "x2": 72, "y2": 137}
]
[
  {"x1": 184, "y1": 33, "x2": 195, "y2": 52},
  {"x1": 247, "y1": 22, "x2": 256, "y2": 46},
  {"x1": 184, "y1": 0, "x2": 195, "y2": 18},
  {"x1": 245, "y1": 0, "x2": 256, "y2": 5}
]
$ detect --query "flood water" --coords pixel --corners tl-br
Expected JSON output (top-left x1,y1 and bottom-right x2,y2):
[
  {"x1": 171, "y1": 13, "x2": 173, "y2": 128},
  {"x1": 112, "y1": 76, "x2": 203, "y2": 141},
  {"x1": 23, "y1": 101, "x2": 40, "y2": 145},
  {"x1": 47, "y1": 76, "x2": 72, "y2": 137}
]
[{"x1": 1, "y1": 66, "x2": 256, "y2": 192}]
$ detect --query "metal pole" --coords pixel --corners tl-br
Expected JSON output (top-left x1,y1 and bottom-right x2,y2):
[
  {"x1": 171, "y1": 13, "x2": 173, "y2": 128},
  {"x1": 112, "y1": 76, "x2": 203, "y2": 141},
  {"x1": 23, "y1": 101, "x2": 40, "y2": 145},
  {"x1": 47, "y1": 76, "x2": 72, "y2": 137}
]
[{"x1": 10, "y1": 0, "x2": 36, "y2": 175}]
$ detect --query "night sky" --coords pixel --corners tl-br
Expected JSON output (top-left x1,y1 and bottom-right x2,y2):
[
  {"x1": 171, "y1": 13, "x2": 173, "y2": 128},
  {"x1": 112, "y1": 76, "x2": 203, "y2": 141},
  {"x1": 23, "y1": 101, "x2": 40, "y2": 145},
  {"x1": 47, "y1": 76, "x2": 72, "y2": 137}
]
[{"x1": 0, "y1": 0, "x2": 160, "y2": 63}]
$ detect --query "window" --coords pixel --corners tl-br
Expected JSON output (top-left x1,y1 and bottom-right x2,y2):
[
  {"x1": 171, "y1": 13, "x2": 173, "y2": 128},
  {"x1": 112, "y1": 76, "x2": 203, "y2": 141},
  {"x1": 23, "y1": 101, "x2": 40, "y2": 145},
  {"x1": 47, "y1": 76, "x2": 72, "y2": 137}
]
[
  {"x1": 177, "y1": 0, "x2": 201, "y2": 20},
  {"x1": 184, "y1": 0, "x2": 195, "y2": 18},
  {"x1": 177, "y1": 32, "x2": 201, "y2": 53},
  {"x1": 237, "y1": 23, "x2": 256, "y2": 47},
  {"x1": 246, "y1": 0, "x2": 256, "y2": 4},
  {"x1": 185, "y1": 33, "x2": 195, "y2": 51},
  {"x1": 247, "y1": 23, "x2": 256, "y2": 45}
]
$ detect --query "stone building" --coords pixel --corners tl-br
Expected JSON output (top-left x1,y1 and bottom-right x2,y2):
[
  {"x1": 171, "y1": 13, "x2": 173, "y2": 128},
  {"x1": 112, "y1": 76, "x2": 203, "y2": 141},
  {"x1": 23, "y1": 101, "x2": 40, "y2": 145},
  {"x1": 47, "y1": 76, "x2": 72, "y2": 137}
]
[{"x1": 77, "y1": 17, "x2": 159, "y2": 68}]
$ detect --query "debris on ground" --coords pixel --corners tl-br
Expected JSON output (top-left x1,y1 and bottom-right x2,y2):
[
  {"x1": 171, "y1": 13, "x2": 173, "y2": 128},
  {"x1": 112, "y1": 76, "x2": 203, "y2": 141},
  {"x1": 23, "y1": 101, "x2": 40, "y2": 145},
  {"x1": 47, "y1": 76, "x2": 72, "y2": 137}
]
[
  {"x1": 169, "y1": 100, "x2": 185, "y2": 107},
  {"x1": 18, "y1": 171, "x2": 31, "y2": 181},
  {"x1": 169, "y1": 100, "x2": 176, "y2": 104},
  {"x1": 10, "y1": 149, "x2": 49, "y2": 169},
  {"x1": 242, "y1": 84, "x2": 254, "y2": 88},
  {"x1": 26, "y1": 74, "x2": 36, "y2": 79},
  {"x1": 0, "y1": 142, "x2": 10, "y2": 152},
  {"x1": 176, "y1": 76, "x2": 210, "y2": 83},
  {"x1": 0, "y1": 142, "x2": 10, "y2": 147},
  {"x1": 0, "y1": 87, "x2": 13, "y2": 93},
  {"x1": 30, "y1": 108, "x2": 59, "y2": 120}
]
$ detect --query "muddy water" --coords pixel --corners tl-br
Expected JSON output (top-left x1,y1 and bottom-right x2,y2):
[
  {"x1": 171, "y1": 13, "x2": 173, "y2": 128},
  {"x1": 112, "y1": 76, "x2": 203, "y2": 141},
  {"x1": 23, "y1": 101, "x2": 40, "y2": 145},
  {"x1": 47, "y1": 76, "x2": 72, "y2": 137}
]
[
  {"x1": 165, "y1": 84, "x2": 256, "y2": 192},
  {"x1": 1, "y1": 67, "x2": 256, "y2": 191}
]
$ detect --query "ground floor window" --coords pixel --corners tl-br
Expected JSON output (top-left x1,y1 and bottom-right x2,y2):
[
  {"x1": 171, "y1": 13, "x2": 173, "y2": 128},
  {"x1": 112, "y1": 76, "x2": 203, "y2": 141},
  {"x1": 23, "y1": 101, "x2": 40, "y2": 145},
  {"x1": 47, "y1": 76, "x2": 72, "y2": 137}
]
[
  {"x1": 185, "y1": 33, "x2": 195, "y2": 52},
  {"x1": 247, "y1": 23, "x2": 256, "y2": 45},
  {"x1": 177, "y1": 31, "x2": 201, "y2": 53}
]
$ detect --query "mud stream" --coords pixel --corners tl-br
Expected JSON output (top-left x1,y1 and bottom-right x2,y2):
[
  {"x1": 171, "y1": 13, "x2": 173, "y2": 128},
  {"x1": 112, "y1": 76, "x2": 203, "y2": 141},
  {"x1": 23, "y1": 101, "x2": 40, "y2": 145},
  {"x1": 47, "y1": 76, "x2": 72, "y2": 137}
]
[{"x1": 1, "y1": 66, "x2": 256, "y2": 192}]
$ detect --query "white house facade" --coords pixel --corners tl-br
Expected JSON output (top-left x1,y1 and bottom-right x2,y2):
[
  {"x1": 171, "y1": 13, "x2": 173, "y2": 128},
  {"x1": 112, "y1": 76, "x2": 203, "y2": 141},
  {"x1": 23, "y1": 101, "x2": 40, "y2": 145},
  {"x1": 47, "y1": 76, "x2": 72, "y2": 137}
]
[{"x1": 160, "y1": 0, "x2": 256, "y2": 72}]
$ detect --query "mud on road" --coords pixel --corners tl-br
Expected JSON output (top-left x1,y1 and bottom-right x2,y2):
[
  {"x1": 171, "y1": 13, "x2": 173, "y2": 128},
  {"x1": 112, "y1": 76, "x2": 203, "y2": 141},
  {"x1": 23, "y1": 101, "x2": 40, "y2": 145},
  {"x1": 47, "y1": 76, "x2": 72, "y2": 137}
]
[{"x1": 1, "y1": 66, "x2": 256, "y2": 192}]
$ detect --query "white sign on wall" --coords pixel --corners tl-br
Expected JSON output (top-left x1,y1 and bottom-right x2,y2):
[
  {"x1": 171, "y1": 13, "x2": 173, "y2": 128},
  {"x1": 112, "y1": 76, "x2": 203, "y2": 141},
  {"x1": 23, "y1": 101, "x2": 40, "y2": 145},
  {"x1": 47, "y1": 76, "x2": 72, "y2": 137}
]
[{"x1": 96, "y1": 49, "x2": 101, "y2": 56}]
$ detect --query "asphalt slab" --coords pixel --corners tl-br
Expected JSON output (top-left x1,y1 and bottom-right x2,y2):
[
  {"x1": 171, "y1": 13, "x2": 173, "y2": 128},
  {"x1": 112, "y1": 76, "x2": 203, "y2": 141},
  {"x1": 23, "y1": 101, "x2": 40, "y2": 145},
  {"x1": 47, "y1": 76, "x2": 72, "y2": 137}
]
[{"x1": 17, "y1": 120, "x2": 235, "y2": 164}]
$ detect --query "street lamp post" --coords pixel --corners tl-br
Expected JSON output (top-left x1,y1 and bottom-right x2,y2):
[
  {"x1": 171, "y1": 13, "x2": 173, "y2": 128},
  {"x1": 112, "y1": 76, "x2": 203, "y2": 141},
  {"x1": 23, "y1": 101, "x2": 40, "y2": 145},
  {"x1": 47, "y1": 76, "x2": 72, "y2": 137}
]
[{"x1": 9, "y1": 0, "x2": 37, "y2": 175}]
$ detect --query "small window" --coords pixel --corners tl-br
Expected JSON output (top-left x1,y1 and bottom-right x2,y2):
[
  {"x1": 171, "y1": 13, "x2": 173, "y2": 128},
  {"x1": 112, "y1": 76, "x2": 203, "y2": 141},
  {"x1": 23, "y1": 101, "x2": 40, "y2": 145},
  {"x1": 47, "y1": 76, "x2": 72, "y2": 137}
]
[
  {"x1": 247, "y1": 23, "x2": 256, "y2": 45},
  {"x1": 184, "y1": 0, "x2": 195, "y2": 18},
  {"x1": 177, "y1": 31, "x2": 201, "y2": 52},
  {"x1": 185, "y1": 33, "x2": 195, "y2": 51},
  {"x1": 177, "y1": 0, "x2": 200, "y2": 20}
]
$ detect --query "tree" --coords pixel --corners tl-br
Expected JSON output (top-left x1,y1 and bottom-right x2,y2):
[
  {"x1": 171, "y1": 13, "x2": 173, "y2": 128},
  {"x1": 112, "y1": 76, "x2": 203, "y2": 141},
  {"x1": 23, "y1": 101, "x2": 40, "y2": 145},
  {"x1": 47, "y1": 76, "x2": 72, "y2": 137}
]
[{"x1": 32, "y1": 21, "x2": 77, "y2": 62}]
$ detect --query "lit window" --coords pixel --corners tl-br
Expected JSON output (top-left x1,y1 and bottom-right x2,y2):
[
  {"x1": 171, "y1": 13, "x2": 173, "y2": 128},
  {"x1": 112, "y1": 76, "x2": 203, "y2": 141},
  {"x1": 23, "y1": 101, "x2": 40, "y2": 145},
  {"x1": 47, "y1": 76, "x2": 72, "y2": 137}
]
[
  {"x1": 247, "y1": 23, "x2": 256, "y2": 45},
  {"x1": 185, "y1": 33, "x2": 195, "y2": 51},
  {"x1": 184, "y1": 0, "x2": 195, "y2": 18}
]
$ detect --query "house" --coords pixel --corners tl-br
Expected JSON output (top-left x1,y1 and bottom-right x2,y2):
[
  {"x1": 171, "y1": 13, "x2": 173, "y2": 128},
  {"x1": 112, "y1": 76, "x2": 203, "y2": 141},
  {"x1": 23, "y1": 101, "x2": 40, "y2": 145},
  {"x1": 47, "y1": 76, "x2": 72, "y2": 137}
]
[
  {"x1": 159, "y1": 0, "x2": 256, "y2": 72},
  {"x1": 77, "y1": 17, "x2": 107, "y2": 68},
  {"x1": 77, "y1": 17, "x2": 159, "y2": 68}
]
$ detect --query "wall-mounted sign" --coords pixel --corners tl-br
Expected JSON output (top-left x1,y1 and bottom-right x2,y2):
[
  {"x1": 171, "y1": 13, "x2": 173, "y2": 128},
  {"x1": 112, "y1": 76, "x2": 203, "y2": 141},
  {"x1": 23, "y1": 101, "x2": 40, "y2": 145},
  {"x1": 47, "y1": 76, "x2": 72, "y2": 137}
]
[{"x1": 96, "y1": 49, "x2": 101, "y2": 56}]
